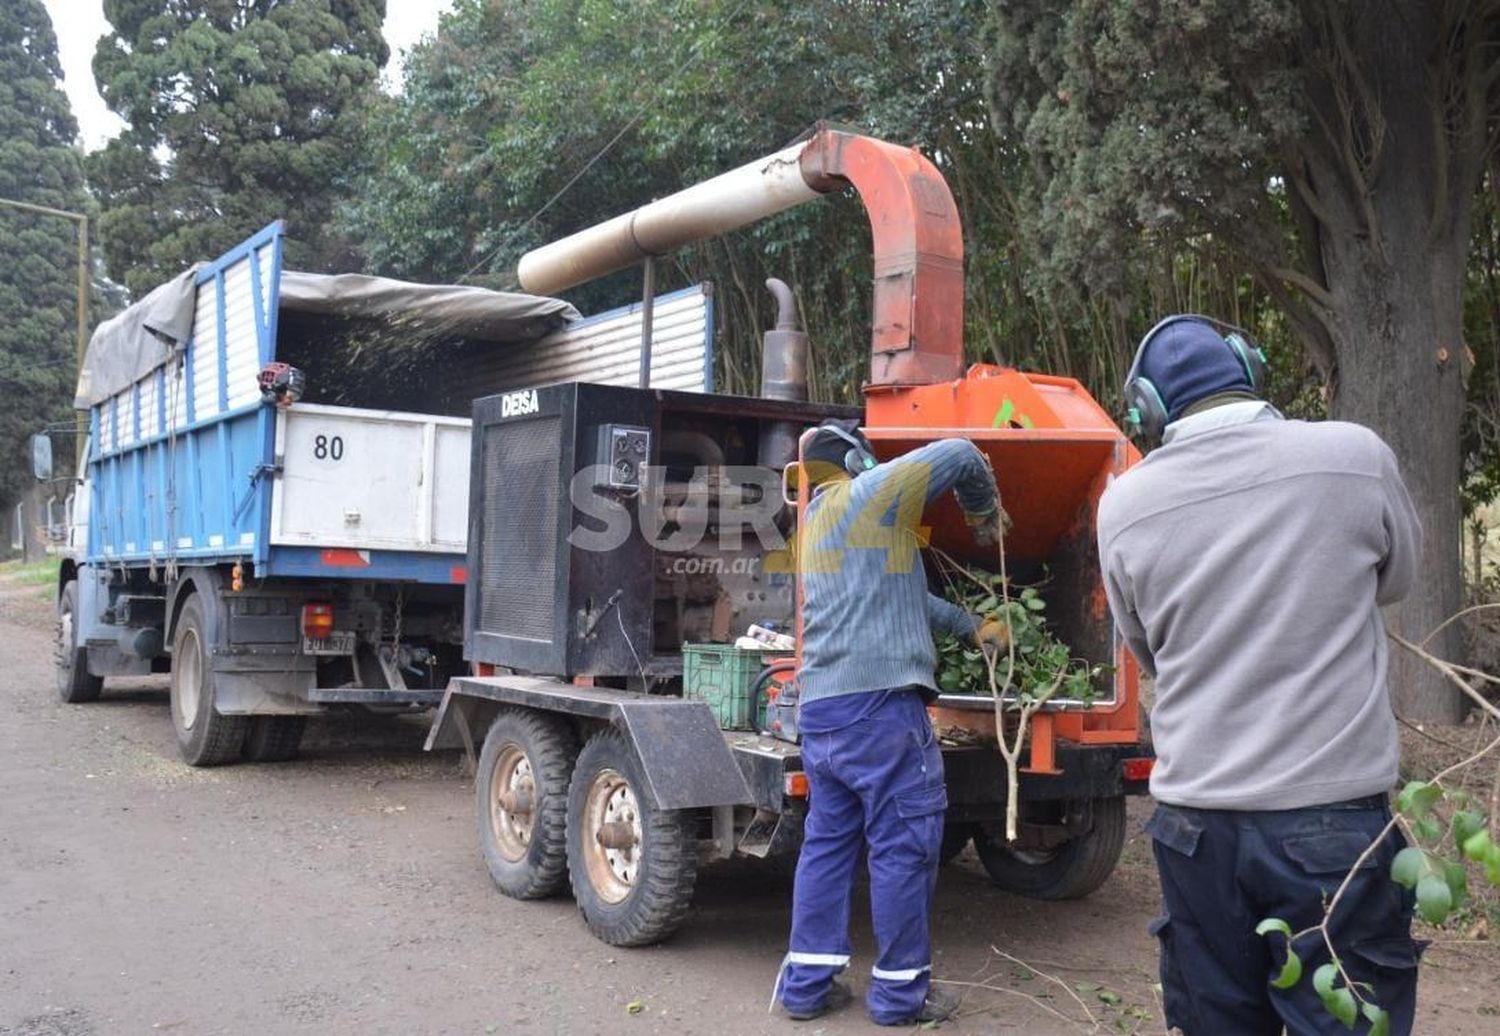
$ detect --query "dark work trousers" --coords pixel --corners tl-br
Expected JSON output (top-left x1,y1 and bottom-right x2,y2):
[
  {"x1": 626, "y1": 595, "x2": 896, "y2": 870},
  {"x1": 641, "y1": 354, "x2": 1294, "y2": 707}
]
[
  {"x1": 775, "y1": 688, "x2": 947, "y2": 1024},
  {"x1": 1145, "y1": 797, "x2": 1422, "y2": 1035}
]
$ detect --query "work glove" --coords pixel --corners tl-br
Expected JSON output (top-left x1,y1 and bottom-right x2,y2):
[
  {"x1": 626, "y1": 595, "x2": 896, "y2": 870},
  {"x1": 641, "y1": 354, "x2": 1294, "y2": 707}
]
[
  {"x1": 975, "y1": 616, "x2": 1011, "y2": 656},
  {"x1": 963, "y1": 504, "x2": 1011, "y2": 547}
]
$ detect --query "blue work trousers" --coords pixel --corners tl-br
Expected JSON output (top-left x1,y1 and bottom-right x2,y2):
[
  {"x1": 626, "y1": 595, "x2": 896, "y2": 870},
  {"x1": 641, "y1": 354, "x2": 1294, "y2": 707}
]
[
  {"x1": 778, "y1": 688, "x2": 947, "y2": 1024},
  {"x1": 1146, "y1": 797, "x2": 1422, "y2": 1035}
]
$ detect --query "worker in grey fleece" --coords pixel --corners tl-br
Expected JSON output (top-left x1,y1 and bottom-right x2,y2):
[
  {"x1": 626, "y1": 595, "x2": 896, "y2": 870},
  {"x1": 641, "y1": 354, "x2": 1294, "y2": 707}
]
[
  {"x1": 1098, "y1": 315, "x2": 1422, "y2": 1035},
  {"x1": 775, "y1": 419, "x2": 1004, "y2": 1028}
]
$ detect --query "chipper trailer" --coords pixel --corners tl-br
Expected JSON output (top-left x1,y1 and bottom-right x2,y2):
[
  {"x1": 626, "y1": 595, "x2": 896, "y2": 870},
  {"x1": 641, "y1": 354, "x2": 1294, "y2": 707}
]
[{"x1": 425, "y1": 126, "x2": 1155, "y2": 947}]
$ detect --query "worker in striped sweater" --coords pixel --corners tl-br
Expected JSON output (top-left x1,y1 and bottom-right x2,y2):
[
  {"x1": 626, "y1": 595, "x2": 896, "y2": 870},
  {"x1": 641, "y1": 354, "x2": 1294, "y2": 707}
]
[{"x1": 774, "y1": 418, "x2": 1006, "y2": 1027}]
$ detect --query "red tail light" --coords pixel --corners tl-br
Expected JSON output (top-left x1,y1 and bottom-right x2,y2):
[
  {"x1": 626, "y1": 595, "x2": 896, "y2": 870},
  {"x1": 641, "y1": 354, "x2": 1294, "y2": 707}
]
[
  {"x1": 301, "y1": 603, "x2": 334, "y2": 640},
  {"x1": 1122, "y1": 757, "x2": 1155, "y2": 782}
]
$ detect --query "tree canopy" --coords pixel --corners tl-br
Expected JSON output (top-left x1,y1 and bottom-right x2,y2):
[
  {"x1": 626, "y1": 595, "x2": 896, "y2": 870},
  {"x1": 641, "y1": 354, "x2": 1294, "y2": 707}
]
[
  {"x1": 0, "y1": 0, "x2": 93, "y2": 509},
  {"x1": 88, "y1": 0, "x2": 389, "y2": 295}
]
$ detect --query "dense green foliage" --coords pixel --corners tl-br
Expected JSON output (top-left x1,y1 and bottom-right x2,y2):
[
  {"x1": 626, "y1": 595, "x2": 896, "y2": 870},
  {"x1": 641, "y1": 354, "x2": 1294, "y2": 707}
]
[
  {"x1": 89, "y1": 0, "x2": 389, "y2": 295},
  {"x1": 0, "y1": 1, "x2": 92, "y2": 507}
]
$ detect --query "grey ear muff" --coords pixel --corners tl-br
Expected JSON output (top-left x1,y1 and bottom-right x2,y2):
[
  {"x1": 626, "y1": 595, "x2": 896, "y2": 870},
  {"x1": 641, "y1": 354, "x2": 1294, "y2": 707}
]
[
  {"x1": 822, "y1": 424, "x2": 877, "y2": 477},
  {"x1": 1122, "y1": 314, "x2": 1266, "y2": 442}
]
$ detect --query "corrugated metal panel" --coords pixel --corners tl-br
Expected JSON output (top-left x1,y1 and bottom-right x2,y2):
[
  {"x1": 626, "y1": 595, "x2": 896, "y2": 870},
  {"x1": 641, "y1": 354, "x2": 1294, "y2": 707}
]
[
  {"x1": 191, "y1": 280, "x2": 220, "y2": 421},
  {"x1": 138, "y1": 375, "x2": 158, "y2": 438},
  {"x1": 224, "y1": 258, "x2": 263, "y2": 409},
  {"x1": 470, "y1": 284, "x2": 711, "y2": 394}
]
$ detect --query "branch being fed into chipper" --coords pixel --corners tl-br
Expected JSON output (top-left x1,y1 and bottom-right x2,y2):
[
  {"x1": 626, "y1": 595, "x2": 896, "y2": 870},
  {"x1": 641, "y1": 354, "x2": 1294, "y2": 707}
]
[{"x1": 932, "y1": 542, "x2": 1106, "y2": 843}]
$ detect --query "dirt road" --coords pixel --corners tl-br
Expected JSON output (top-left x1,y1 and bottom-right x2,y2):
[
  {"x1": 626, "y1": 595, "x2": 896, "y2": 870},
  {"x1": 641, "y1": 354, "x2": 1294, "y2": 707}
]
[{"x1": 0, "y1": 580, "x2": 1494, "y2": 1035}]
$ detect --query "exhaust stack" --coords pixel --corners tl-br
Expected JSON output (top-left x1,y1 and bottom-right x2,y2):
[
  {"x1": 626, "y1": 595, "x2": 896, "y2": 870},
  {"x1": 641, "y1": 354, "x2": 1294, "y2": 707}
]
[{"x1": 757, "y1": 278, "x2": 809, "y2": 469}]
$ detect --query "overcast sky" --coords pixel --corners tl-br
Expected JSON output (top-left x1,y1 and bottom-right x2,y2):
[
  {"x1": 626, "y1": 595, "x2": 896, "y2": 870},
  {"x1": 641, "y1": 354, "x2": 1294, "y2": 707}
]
[{"x1": 40, "y1": 0, "x2": 453, "y2": 151}]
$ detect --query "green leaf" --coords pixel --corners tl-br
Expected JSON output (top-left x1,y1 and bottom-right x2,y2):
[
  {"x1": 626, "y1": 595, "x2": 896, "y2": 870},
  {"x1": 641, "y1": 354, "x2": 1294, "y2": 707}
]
[
  {"x1": 626, "y1": 998, "x2": 646, "y2": 1015},
  {"x1": 1098, "y1": 990, "x2": 1122, "y2": 1006},
  {"x1": 1025, "y1": 596, "x2": 1046, "y2": 611},
  {"x1": 1416, "y1": 815, "x2": 1444, "y2": 842},
  {"x1": 1324, "y1": 987, "x2": 1358, "y2": 1029},
  {"x1": 1483, "y1": 847, "x2": 1500, "y2": 887},
  {"x1": 1255, "y1": 917, "x2": 1292, "y2": 937},
  {"x1": 1270, "y1": 948, "x2": 1303, "y2": 990},
  {"x1": 1462, "y1": 828, "x2": 1493, "y2": 862},
  {"x1": 1396, "y1": 781, "x2": 1442, "y2": 819},
  {"x1": 1073, "y1": 981, "x2": 1101, "y2": 994},
  {"x1": 1312, "y1": 963, "x2": 1339, "y2": 1000},
  {"x1": 1452, "y1": 810, "x2": 1485, "y2": 849},
  {"x1": 1362, "y1": 1002, "x2": 1390, "y2": 1036},
  {"x1": 1389, "y1": 846, "x2": 1426, "y2": 889},
  {"x1": 1416, "y1": 872, "x2": 1454, "y2": 924},
  {"x1": 1444, "y1": 860, "x2": 1468, "y2": 910}
]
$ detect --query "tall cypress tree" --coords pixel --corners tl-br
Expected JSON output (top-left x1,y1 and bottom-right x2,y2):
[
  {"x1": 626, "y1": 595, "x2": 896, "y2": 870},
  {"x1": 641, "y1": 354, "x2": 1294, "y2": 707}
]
[
  {"x1": 0, "y1": 0, "x2": 92, "y2": 509},
  {"x1": 89, "y1": 0, "x2": 388, "y2": 295}
]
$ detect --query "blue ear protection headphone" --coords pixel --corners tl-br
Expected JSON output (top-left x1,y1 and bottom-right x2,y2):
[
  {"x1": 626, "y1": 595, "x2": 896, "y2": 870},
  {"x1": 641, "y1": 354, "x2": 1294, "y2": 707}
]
[
  {"x1": 819, "y1": 423, "x2": 878, "y2": 477},
  {"x1": 1122, "y1": 315, "x2": 1268, "y2": 442}
]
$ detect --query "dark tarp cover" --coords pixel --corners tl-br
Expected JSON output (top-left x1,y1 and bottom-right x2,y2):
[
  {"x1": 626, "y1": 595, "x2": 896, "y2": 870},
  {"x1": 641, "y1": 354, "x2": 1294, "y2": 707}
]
[{"x1": 75, "y1": 269, "x2": 580, "y2": 408}]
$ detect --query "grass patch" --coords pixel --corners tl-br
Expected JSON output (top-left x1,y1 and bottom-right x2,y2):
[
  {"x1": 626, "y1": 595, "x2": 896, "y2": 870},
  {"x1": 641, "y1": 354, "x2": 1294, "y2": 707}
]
[{"x1": 0, "y1": 556, "x2": 59, "y2": 588}]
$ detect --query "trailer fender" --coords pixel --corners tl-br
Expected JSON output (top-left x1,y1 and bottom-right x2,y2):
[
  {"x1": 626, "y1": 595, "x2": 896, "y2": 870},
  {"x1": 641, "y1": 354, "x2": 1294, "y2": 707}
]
[{"x1": 428, "y1": 676, "x2": 754, "y2": 811}]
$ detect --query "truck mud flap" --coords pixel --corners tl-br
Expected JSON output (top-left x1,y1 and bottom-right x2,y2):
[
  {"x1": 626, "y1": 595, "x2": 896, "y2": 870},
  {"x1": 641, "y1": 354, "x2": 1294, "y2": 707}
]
[{"x1": 427, "y1": 675, "x2": 754, "y2": 811}]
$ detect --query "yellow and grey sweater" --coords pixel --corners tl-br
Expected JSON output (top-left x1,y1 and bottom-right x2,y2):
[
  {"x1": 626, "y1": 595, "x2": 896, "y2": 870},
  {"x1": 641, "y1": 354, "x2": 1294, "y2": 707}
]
[{"x1": 797, "y1": 438, "x2": 998, "y2": 705}]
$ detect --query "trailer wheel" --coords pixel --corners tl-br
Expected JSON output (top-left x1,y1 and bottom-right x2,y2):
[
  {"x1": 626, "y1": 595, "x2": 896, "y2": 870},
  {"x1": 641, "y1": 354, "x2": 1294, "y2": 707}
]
[
  {"x1": 56, "y1": 580, "x2": 103, "y2": 704},
  {"x1": 973, "y1": 796, "x2": 1126, "y2": 900},
  {"x1": 566, "y1": 728, "x2": 697, "y2": 946},
  {"x1": 243, "y1": 716, "x2": 306, "y2": 762},
  {"x1": 477, "y1": 708, "x2": 578, "y2": 900},
  {"x1": 170, "y1": 594, "x2": 247, "y2": 766}
]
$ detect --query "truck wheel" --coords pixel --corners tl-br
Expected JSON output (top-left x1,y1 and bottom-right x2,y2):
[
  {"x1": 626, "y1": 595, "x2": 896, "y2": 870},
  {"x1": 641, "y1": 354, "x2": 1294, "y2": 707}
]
[
  {"x1": 565, "y1": 728, "x2": 697, "y2": 946},
  {"x1": 973, "y1": 796, "x2": 1126, "y2": 900},
  {"x1": 170, "y1": 594, "x2": 247, "y2": 766},
  {"x1": 56, "y1": 580, "x2": 103, "y2": 704},
  {"x1": 243, "y1": 716, "x2": 306, "y2": 762},
  {"x1": 477, "y1": 708, "x2": 578, "y2": 899}
]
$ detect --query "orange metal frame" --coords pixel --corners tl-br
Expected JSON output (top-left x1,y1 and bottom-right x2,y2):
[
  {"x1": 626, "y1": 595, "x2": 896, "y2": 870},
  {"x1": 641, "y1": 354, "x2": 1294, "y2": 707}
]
[{"x1": 785, "y1": 129, "x2": 1144, "y2": 774}]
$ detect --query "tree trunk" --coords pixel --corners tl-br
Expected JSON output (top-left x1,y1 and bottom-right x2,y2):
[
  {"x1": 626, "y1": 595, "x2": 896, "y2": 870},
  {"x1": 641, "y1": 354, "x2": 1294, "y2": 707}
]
[
  {"x1": 1325, "y1": 244, "x2": 1467, "y2": 723},
  {"x1": 1306, "y1": 7, "x2": 1471, "y2": 723}
]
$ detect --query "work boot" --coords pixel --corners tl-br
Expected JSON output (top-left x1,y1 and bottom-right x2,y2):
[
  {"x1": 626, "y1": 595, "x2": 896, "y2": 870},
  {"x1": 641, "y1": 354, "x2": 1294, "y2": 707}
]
[
  {"x1": 782, "y1": 979, "x2": 854, "y2": 1021},
  {"x1": 876, "y1": 986, "x2": 961, "y2": 1027}
]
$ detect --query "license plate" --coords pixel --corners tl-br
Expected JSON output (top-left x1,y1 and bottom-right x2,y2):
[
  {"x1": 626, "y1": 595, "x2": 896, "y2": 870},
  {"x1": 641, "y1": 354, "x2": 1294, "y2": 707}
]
[{"x1": 302, "y1": 630, "x2": 356, "y2": 656}]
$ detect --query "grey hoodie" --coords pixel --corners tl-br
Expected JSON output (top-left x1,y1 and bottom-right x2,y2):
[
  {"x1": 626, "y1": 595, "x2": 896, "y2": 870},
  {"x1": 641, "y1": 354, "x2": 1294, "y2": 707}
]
[{"x1": 1097, "y1": 409, "x2": 1420, "y2": 810}]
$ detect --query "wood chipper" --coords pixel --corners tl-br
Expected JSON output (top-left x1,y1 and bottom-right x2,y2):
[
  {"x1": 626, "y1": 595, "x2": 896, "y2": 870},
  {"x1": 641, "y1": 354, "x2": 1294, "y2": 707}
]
[{"x1": 425, "y1": 125, "x2": 1153, "y2": 946}]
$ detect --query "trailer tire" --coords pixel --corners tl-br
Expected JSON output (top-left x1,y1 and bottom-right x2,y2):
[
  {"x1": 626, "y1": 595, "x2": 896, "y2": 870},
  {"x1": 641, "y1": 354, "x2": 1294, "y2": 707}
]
[
  {"x1": 973, "y1": 796, "x2": 1126, "y2": 900},
  {"x1": 566, "y1": 728, "x2": 697, "y2": 946},
  {"x1": 243, "y1": 716, "x2": 306, "y2": 762},
  {"x1": 477, "y1": 708, "x2": 578, "y2": 900},
  {"x1": 170, "y1": 594, "x2": 246, "y2": 766},
  {"x1": 56, "y1": 581, "x2": 103, "y2": 704}
]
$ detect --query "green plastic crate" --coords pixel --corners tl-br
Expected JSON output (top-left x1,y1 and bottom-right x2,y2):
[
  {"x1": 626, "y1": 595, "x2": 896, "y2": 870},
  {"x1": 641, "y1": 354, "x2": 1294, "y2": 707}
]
[{"x1": 682, "y1": 642, "x2": 788, "y2": 730}]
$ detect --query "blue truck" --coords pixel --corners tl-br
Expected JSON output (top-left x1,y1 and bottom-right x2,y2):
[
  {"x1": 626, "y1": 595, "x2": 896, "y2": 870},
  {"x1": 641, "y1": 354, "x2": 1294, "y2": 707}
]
[{"x1": 51, "y1": 221, "x2": 714, "y2": 764}]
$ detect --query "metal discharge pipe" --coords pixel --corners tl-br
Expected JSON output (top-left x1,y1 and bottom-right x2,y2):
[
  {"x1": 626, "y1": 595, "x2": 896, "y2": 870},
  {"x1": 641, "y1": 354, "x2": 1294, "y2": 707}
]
[
  {"x1": 517, "y1": 144, "x2": 818, "y2": 295},
  {"x1": 516, "y1": 126, "x2": 966, "y2": 388}
]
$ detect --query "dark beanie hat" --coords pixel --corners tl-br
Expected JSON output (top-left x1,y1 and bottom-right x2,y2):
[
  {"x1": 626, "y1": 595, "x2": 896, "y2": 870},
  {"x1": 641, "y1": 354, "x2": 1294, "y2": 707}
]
[
  {"x1": 804, "y1": 419, "x2": 870, "y2": 482},
  {"x1": 1139, "y1": 318, "x2": 1255, "y2": 422}
]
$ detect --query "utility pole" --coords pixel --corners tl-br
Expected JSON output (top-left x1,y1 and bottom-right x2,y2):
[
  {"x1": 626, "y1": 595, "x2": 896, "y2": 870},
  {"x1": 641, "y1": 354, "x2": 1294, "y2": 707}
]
[{"x1": 0, "y1": 197, "x2": 90, "y2": 461}]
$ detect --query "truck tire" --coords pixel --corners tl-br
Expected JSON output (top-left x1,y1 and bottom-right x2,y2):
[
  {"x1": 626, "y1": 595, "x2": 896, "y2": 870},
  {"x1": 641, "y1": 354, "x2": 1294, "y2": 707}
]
[
  {"x1": 170, "y1": 594, "x2": 247, "y2": 766},
  {"x1": 243, "y1": 716, "x2": 306, "y2": 762},
  {"x1": 973, "y1": 796, "x2": 1126, "y2": 900},
  {"x1": 477, "y1": 708, "x2": 578, "y2": 899},
  {"x1": 56, "y1": 581, "x2": 103, "y2": 704},
  {"x1": 565, "y1": 728, "x2": 697, "y2": 946}
]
